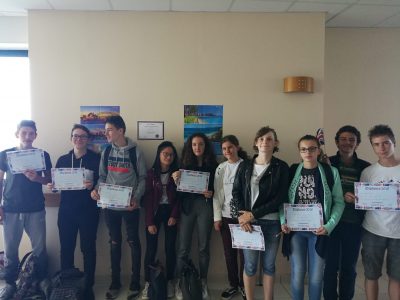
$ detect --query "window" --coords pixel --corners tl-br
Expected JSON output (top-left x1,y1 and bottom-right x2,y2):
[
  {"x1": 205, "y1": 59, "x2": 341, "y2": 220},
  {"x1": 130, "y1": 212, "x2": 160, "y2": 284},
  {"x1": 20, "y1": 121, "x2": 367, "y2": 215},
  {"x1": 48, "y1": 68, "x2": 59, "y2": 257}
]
[{"x1": 0, "y1": 50, "x2": 31, "y2": 150}]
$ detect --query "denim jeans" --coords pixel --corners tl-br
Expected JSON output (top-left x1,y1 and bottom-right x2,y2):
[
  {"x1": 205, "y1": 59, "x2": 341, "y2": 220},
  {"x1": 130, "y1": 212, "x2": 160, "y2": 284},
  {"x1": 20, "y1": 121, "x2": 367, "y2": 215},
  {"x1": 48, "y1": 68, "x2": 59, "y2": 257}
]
[
  {"x1": 290, "y1": 231, "x2": 325, "y2": 300},
  {"x1": 243, "y1": 219, "x2": 281, "y2": 277},
  {"x1": 3, "y1": 210, "x2": 47, "y2": 284},
  {"x1": 323, "y1": 222, "x2": 362, "y2": 300},
  {"x1": 58, "y1": 206, "x2": 99, "y2": 287},
  {"x1": 144, "y1": 204, "x2": 177, "y2": 281},
  {"x1": 104, "y1": 208, "x2": 141, "y2": 290}
]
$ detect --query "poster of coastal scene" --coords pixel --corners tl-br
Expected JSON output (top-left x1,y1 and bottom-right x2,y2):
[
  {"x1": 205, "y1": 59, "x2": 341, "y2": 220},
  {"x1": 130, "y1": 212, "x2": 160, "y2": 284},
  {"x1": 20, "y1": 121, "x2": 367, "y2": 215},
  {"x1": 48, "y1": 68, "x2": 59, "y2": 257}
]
[
  {"x1": 184, "y1": 105, "x2": 223, "y2": 155},
  {"x1": 80, "y1": 106, "x2": 120, "y2": 152}
]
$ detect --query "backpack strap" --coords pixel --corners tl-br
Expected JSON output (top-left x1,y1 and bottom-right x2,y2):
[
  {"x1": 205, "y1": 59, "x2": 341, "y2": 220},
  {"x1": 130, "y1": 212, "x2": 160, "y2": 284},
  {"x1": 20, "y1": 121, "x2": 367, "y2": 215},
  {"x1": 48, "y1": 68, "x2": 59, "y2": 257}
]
[
  {"x1": 103, "y1": 145, "x2": 138, "y2": 178},
  {"x1": 320, "y1": 163, "x2": 334, "y2": 192}
]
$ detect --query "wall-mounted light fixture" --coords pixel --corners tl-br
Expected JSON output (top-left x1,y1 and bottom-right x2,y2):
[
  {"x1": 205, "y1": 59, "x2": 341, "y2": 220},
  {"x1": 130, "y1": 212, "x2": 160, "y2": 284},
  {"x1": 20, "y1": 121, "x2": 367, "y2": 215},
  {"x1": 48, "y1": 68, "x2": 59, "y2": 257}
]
[{"x1": 283, "y1": 76, "x2": 314, "y2": 93}]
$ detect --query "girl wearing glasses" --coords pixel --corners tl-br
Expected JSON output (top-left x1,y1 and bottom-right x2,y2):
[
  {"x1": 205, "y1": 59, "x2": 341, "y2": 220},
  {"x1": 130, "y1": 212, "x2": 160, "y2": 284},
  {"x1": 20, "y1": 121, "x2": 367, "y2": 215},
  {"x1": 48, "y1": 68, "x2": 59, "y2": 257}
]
[
  {"x1": 231, "y1": 126, "x2": 289, "y2": 300},
  {"x1": 213, "y1": 135, "x2": 249, "y2": 300},
  {"x1": 142, "y1": 141, "x2": 179, "y2": 299},
  {"x1": 47, "y1": 124, "x2": 100, "y2": 300},
  {"x1": 172, "y1": 133, "x2": 218, "y2": 300},
  {"x1": 280, "y1": 135, "x2": 344, "y2": 300}
]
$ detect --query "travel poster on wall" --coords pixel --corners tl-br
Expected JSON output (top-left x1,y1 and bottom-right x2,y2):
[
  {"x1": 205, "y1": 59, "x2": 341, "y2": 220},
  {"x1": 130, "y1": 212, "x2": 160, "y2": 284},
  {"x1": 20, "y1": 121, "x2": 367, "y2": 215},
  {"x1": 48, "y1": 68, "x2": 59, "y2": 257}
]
[
  {"x1": 80, "y1": 106, "x2": 120, "y2": 153},
  {"x1": 184, "y1": 105, "x2": 223, "y2": 155}
]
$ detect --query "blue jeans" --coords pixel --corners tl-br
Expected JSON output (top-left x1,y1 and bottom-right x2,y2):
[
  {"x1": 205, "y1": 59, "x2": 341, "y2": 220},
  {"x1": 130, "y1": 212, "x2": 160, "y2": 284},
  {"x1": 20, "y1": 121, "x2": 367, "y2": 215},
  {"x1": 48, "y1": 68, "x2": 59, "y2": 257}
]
[
  {"x1": 3, "y1": 210, "x2": 47, "y2": 284},
  {"x1": 243, "y1": 219, "x2": 280, "y2": 276},
  {"x1": 290, "y1": 231, "x2": 325, "y2": 300},
  {"x1": 323, "y1": 222, "x2": 362, "y2": 300}
]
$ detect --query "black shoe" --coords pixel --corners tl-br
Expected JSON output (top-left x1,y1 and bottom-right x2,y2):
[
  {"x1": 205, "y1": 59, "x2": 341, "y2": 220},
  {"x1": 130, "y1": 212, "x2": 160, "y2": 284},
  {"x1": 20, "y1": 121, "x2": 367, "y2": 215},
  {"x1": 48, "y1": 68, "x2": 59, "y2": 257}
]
[
  {"x1": 127, "y1": 289, "x2": 140, "y2": 300},
  {"x1": 106, "y1": 282, "x2": 121, "y2": 300},
  {"x1": 221, "y1": 286, "x2": 238, "y2": 300},
  {"x1": 239, "y1": 286, "x2": 246, "y2": 300}
]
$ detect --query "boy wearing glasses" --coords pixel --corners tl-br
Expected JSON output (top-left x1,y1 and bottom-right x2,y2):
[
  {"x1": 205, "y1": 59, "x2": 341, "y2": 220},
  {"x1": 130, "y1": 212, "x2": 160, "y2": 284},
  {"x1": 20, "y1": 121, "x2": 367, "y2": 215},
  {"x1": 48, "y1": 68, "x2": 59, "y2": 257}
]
[
  {"x1": 360, "y1": 125, "x2": 400, "y2": 300},
  {"x1": 0, "y1": 120, "x2": 52, "y2": 300},
  {"x1": 48, "y1": 124, "x2": 100, "y2": 300},
  {"x1": 91, "y1": 115, "x2": 147, "y2": 300},
  {"x1": 323, "y1": 125, "x2": 370, "y2": 300}
]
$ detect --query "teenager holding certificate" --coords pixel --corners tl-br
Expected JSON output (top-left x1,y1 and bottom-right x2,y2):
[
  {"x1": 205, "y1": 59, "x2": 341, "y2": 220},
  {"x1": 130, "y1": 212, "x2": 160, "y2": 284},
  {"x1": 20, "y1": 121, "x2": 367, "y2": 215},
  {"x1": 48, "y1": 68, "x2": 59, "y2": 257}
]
[
  {"x1": 0, "y1": 120, "x2": 52, "y2": 299},
  {"x1": 141, "y1": 141, "x2": 179, "y2": 299},
  {"x1": 91, "y1": 116, "x2": 147, "y2": 300},
  {"x1": 47, "y1": 124, "x2": 100, "y2": 300},
  {"x1": 172, "y1": 133, "x2": 217, "y2": 300},
  {"x1": 280, "y1": 135, "x2": 344, "y2": 300},
  {"x1": 231, "y1": 126, "x2": 289, "y2": 300},
  {"x1": 360, "y1": 125, "x2": 400, "y2": 300},
  {"x1": 323, "y1": 126, "x2": 370, "y2": 300},
  {"x1": 213, "y1": 135, "x2": 248, "y2": 300}
]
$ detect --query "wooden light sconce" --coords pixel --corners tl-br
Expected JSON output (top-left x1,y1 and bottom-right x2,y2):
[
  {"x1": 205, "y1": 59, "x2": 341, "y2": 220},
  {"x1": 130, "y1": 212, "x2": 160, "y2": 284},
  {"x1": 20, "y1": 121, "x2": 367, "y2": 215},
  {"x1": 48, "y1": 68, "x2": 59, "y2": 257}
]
[{"x1": 284, "y1": 76, "x2": 314, "y2": 93}]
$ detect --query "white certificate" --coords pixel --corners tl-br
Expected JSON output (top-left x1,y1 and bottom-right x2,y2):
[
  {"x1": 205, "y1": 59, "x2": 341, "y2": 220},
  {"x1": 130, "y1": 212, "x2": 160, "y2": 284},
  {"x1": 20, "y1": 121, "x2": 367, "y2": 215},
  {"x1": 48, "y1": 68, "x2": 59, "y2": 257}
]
[
  {"x1": 229, "y1": 224, "x2": 265, "y2": 251},
  {"x1": 98, "y1": 183, "x2": 133, "y2": 209},
  {"x1": 137, "y1": 121, "x2": 164, "y2": 140},
  {"x1": 284, "y1": 203, "x2": 323, "y2": 231},
  {"x1": 6, "y1": 149, "x2": 46, "y2": 174},
  {"x1": 52, "y1": 168, "x2": 85, "y2": 190},
  {"x1": 355, "y1": 182, "x2": 400, "y2": 211},
  {"x1": 176, "y1": 169, "x2": 209, "y2": 194}
]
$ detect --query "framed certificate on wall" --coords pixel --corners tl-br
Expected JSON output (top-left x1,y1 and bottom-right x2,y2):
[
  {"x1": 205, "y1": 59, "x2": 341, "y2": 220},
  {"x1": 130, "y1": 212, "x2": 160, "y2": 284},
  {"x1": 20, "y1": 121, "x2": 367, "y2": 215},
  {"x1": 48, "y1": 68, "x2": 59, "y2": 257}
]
[{"x1": 137, "y1": 121, "x2": 164, "y2": 140}]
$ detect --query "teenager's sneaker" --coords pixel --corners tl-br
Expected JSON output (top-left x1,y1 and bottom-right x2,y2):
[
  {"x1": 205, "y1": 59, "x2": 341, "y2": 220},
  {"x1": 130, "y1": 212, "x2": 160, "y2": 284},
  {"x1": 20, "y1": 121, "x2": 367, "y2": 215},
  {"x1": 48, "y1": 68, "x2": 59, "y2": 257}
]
[
  {"x1": 201, "y1": 279, "x2": 210, "y2": 300},
  {"x1": 105, "y1": 282, "x2": 121, "y2": 300},
  {"x1": 221, "y1": 286, "x2": 238, "y2": 300},
  {"x1": 175, "y1": 281, "x2": 183, "y2": 300},
  {"x1": 0, "y1": 284, "x2": 16, "y2": 300},
  {"x1": 167, "y1": 280, "x2": 175, "y2": 298},
  {"x1": 127, "y1": 288, "x2": 140, "y2": 300},
  {"x1": 141, "y1": 282, "x2": 150, "y2": 300},
  {"x1": 239, "y1": 286, "x2": 247, "y2": 300}
]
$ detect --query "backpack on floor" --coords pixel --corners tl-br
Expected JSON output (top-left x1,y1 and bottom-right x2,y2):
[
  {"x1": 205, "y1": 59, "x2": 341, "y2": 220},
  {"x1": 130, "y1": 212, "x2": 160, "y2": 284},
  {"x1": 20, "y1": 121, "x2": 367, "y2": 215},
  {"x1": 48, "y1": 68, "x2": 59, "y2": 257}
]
[
  {"x1": 49, "y1": 268, "x2": 86, "y2": 300},
  {"x1": 148, "y1": 261, "x2": 167, "y2": 300},
  {"x1": 180, "y1": 259, "x2": 202, "y2": 300},
  {"x1": 13, "y1": 251, "x2": 45, "y2": 300}
]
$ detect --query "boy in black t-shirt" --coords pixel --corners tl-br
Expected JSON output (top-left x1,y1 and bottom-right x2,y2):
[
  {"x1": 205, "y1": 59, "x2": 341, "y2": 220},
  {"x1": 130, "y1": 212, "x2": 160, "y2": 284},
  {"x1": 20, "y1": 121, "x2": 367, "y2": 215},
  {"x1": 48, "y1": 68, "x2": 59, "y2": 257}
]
[{"x1": 0, "y1": 120, "x2": 52, "y2": 300}]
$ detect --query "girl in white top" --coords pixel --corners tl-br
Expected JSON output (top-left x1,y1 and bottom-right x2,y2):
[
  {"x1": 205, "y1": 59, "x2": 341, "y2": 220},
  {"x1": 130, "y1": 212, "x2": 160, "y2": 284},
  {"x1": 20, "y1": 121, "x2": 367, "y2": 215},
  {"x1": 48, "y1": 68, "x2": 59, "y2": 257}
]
[{"x1": 213, "y1": 135, "x2": 249, "y2": 300}]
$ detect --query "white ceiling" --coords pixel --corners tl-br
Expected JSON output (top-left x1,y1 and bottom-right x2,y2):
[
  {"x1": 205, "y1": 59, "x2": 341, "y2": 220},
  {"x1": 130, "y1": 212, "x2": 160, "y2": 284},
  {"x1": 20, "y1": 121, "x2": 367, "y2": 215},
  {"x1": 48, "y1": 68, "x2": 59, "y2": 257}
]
[{"x1": 1, "y1": 0, "x2": 400, "y2": 27}]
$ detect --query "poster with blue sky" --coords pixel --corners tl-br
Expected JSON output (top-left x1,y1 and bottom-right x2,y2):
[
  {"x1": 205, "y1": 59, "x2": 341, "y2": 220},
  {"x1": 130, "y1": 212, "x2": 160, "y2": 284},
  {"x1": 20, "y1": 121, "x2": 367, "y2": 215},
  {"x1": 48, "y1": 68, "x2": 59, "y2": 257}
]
[{"x1": 184, "y1": 105, "x2": 223, "y2": 155}]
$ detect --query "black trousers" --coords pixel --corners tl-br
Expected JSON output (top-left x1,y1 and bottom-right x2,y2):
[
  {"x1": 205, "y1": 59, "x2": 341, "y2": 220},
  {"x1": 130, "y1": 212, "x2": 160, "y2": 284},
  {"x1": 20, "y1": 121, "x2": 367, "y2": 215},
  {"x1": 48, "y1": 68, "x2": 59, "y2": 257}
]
[
  {"x1": 58, "y1": 206, "x2": 99, "y2": 287},
  {"x1": 144, "y1": 204, "x2": 177, "y2": 281},
  {"x1": 104, "y1": 208, "x2": 141, "y2": 290}
]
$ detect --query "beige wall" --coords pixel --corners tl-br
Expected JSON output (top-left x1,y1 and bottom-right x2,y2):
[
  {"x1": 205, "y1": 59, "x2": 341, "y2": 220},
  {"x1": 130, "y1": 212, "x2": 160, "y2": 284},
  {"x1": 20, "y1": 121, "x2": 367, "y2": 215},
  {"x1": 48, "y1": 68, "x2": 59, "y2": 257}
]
[
  {"x1": 27, "y1": 11, "x2": 325, "y2": 278},
  {"x1": 324, "y1": 28, "x2": 400, "y2": 161}
]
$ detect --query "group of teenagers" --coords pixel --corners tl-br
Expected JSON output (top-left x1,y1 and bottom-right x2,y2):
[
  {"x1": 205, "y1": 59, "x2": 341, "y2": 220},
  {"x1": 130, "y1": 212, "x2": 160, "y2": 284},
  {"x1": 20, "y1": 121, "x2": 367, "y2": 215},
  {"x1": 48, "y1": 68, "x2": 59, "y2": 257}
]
[{"x1": 0, "y1": 115, "x2": 399, "y2": 300}]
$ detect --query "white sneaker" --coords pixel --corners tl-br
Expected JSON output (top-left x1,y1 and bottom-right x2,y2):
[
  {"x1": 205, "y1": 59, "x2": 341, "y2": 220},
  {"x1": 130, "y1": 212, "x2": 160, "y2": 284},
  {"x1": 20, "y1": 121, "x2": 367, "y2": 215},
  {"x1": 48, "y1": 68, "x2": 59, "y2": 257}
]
[
  {"x1": 201, "y1": 279, "x2": 210, "y2": 300},
  {"x1": 175, "y1": 280, "x2": 183, "y2": 300},
  {"x1": 167, "y1": 280, "x2": 175, "y2": 298},
  {"x1": 141, "y1": 282, "x2": 150, "y2": 300}
]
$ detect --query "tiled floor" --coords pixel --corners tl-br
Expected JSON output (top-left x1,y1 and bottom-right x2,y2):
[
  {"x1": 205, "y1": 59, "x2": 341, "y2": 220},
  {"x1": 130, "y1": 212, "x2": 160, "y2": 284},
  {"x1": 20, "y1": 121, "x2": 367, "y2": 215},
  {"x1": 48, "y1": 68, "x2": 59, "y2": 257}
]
[{"x1": 93, "y1": 261, "x2": 390, "y2": 299}]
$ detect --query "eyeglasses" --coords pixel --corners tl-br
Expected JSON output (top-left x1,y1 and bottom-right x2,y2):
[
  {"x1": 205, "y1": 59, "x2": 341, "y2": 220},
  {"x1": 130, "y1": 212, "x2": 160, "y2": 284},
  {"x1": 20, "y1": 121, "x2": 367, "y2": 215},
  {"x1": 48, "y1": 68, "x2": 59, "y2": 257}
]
[
  {"x1": 161, "y1": 152, "x2": 174, "y2": 158},
  {"x1": 299, "y1": 146, "x2": 318, "y2": 153},
  {"x1": 72, "y1": 134, "x2": 89, "y2": 140}
]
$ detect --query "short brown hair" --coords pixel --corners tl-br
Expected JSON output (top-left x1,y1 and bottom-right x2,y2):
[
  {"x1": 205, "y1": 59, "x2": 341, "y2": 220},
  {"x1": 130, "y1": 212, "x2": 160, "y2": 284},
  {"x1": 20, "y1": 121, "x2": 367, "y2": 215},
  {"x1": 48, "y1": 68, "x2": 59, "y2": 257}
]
[{"x1": 253, "y1": 126, "x2": 279, "y2": 153}]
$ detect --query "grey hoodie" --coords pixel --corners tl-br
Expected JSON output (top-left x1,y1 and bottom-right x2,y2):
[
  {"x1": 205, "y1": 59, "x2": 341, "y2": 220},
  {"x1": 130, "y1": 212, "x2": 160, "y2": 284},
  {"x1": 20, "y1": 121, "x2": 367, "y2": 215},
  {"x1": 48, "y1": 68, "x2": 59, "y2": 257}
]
[{"x1": 97, "y1": 137, "x2": 146, "y2": 210}]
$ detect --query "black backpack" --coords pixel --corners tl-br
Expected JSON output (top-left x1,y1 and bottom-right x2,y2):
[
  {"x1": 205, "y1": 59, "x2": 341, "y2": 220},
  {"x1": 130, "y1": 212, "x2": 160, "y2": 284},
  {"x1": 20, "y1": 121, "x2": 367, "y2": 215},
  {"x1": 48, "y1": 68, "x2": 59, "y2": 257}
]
[
  {"x1": 180, "y1": 260, "x2": 202, "y2": 300},
  {"x1": 148, "y1": 261, "x2": 167, "y2": 300},
  {"x1": 49, "y1": 268, "x2": 86, "y2": 300},
  {"x1": 13, "y1": 252, "x2": 45, "y2": 300}
]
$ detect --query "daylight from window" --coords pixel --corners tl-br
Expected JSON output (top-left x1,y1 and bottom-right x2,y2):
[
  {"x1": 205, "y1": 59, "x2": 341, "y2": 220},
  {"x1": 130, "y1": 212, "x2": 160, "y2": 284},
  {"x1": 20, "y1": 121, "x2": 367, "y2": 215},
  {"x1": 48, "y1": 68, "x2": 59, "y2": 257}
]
[{"x1": 0, "y1": 55, "x2": 31, "y2": 150}]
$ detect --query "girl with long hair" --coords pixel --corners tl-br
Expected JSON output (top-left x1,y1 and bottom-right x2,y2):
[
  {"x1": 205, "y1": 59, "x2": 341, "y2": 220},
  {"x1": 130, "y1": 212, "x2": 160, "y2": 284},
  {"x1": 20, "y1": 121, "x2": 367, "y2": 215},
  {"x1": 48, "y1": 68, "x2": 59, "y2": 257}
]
[{"x1": 172, "y1": 133, "x2": 218, "y2": 300}]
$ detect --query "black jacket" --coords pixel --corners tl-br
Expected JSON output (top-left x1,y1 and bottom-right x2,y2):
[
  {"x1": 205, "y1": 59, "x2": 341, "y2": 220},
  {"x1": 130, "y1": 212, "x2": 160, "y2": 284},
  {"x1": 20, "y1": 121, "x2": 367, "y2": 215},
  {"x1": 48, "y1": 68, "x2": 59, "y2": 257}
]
[{"x1": 231, "y1": 156, "x2": 289, "y2": 219}]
